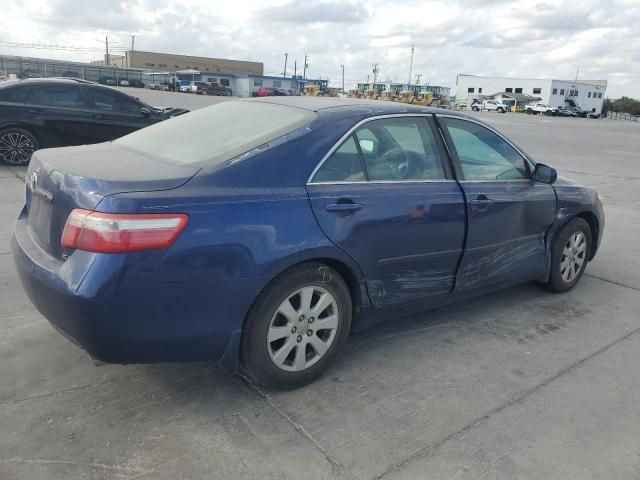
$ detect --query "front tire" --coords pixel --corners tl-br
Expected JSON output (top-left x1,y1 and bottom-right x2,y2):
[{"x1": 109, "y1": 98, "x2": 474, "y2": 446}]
[
  {"x1": 0, "y1": 127, "x2": 38, "y2": 166},
  {"x1": 545, "y1": 218, "x2": 592, "y2": 293},
  {"x1": 241, "y1": 263, "x2": 352, "y2": 389}
]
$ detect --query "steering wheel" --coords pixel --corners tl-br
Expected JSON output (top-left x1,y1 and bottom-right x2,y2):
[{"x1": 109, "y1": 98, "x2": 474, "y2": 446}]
[{"x1": 383, "y1": 149, "x2": 424, "y2": 180}]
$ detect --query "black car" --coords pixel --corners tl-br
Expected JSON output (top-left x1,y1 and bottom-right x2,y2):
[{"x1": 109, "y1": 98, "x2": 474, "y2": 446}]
[
  {"x1": 0, "y1": 78, "x2": 189, "y2": 166},
  {"x1": 556, "y1": 107, "x2": 578, "y2": 117},
  {"x1": 127, "y1": 79, "x2": 145, "y2": 88}
]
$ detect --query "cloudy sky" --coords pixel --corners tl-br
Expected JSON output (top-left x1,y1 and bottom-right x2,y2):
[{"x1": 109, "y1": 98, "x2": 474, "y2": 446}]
[{"x1": 1, "y1": 0, "x2": 639, "y2": 98}]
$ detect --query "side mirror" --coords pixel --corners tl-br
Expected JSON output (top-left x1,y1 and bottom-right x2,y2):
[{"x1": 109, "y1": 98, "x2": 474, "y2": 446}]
[
  {"x1": 140, "y1": 107, "x2": 151, "y2": 117},
  {"x1": 533, "y1": 163, "x2": 557, "y2": 184}
]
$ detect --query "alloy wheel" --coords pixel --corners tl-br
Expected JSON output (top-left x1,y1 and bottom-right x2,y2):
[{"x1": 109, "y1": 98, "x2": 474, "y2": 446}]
[
  {"x1": 560, "y1": 231, "x2": 587, "y2": 283},
  {"x1": 0, "y1": 132, "x2": 35, "y2": 165},
  {"x1": 267, "y1": 286, "x2": 339, "y2": 372}
]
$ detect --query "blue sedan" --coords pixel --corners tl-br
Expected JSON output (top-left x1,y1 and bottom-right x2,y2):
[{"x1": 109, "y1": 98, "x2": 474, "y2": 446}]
[{"x1": 13, "y1": 98, "x2": 604, "y2": 389}]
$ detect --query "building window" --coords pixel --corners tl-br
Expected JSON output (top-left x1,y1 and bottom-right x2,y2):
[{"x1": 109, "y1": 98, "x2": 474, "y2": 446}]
[
  {"x1": 145, "y1": 63, "x2": 155, "y2": 67},
  {"x1": 588, "y1": 92, "x2": 591, "y2": 98},
  {"x1": 478, "y1": 87, "x2": 483, "y2": 93},
  {"x1": 467, "y1": 87, "x2": 474, "y2": 93},
  {"x1": 505, "y1": 88, "x2": 513, "y2": 93},
  {"x1": 158, "y1": 64, "x2": 167, "y2": 68},
  {"x1": 560, "y1": 88, "x2": 565, "y2": 95},
  {"x1": 533, "y1": 88, "x2": 542, "y2": 94},
  {"x1": 598, "y1": 92, "x2": 602, "y2": 98},
  {"x1": 204, "y1": 67, "x2": 210, "y2": 71},
  {"x1": 552, "y1": 88, "x2": 558, "y2": 95},
  {"x1": 254, "y1": 79, "x2": 263, "y2": 86},
  {"x1": 515, "y1": 88, "x2": 523, "y2": 93},
  {"x1": 273, "y1": 80, "x2": 282, "y2": 88},
  {"x1": 220, "y1": 79, "x2": 230, "y2": 87},
  {"x1": 174, "y1": 65, "x2": 180, "y2": 68}
]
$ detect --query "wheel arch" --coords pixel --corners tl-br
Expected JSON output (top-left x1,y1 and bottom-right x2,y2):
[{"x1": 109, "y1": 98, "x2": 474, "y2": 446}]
[{"x1": 575, "y1": 211, "x2": 599, "y2": 260}]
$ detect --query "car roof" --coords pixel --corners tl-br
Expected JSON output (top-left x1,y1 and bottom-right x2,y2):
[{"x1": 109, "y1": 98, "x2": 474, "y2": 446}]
[
  {"x1": 248, "y1": 96, "x2": 468, "y2": 118},
  {"x1": 0, "y1": 78, "x2": 93, "y2": 88}
]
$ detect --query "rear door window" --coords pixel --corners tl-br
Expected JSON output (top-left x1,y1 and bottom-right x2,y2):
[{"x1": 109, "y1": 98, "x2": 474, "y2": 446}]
[
  {"x1": 0, "y1": 85, "x2": 29, "y2": 103},
  {"x1": 312, "y1": 135, "x2": 365, "y2": 182},
  {"x1": 355, "y1": 117, "x2": 446, "y2": 181},
  {"x1": 90, "y1": 88, "x2": 142, "y2": 114},
  {"x1": 30, "y1": 85, "x2": 86, "y2": 108}
]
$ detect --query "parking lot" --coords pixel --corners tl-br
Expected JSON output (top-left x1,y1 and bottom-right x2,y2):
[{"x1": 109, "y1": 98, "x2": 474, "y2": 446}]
[{"x1": 2, "y1": 95, "x2": 640, "y2": 480}]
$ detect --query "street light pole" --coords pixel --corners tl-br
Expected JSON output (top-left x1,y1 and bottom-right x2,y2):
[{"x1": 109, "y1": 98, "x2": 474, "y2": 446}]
[
  {"x1": 341, "y1": 64, "x2": 345, "y2": 93},
  {"x1": 283, "y1": 53, "x2": 288, "y2": 78},
  {"x1": 130, "y1": 34, "x2": 136, "y2": 68}
]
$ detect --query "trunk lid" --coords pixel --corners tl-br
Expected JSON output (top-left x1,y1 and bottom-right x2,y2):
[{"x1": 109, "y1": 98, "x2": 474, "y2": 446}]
[{"x1": 25, "y1": 142, "x2": 199, "y2": 259}]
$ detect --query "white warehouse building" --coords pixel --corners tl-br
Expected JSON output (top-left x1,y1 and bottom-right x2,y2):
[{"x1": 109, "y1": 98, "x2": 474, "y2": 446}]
[{"x1": 456, "y1": 74, "x2": 607, "y2": 113}]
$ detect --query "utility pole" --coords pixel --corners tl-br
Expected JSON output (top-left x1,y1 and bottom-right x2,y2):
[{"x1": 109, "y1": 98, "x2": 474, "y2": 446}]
[
  {"x1": 130, "y1": 34, "x2": 135, "y2": 68},
  {"x1": 575, "y1": 67, "x2": 579, "y2": 82},
  {"x1": 283, "y1": 53, "x2": 288, "y2": 78},
  {"x1": 341, "y1": 64, "x2": 345, "y2": 93},
  {"x1": 105, "y1": 35, "x2": 109, "y2": 65},
  {"x1": 294, "y1": 60, "x2": 297, "y2": 78},
  {"x1": 415, "y1": 74, "x2": 422, "y2": 85},
  {"x1": 303, "y1": 54, "x2": 308, "y2": 79},
  {"x1": 408, "y1": 44, "x2": 414, "y2": 85},
  {"x1": 372, "y1": 64, "x2": 379, "y2": 84}
]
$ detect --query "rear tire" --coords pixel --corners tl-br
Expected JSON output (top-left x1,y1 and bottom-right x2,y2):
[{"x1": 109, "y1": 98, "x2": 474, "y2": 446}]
[
  {"x1": 0, "y1": 127, "x2": 38, "y2": 166},
  {"x1": 241, "y1": 262, "x2": 352, "y2": 389},
  {"x1": 544, "y1": 218, "x2": 592, "y2": 293}
]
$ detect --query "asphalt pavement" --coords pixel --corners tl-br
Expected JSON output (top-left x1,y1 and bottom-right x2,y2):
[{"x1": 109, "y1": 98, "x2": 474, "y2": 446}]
[{"x1": 1, "y1": 96, "x2": 639, "y2": 480}]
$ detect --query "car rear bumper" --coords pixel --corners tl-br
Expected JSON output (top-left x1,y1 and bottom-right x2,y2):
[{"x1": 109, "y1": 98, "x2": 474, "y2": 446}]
[{"x1": 12, "y1": 215, "x2": 256, "y2": 366}]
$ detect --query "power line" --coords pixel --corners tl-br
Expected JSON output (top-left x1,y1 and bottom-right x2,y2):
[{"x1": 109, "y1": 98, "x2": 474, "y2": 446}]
[{"x1": 0, "y1": 40, "x2": 125, "y2": 52}]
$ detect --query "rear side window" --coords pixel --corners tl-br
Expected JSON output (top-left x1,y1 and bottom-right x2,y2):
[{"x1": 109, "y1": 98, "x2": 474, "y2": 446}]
[
  {"x1": 30, "y1": 85, "x2": 85, "y2": 108},
  {"x1": 116, "y1": 101, "x2": 317, "y2": 165},
  {"x1": 0, "y1": 85, "x2": 29, "y2": 103}
]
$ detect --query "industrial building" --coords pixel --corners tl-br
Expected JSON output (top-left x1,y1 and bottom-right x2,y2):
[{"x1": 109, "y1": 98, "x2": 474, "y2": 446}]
[
  {"x1": 0, "y1": 55, "x2": 308, "y2": 97},
  {"x1": 90, "y1": 50, "x2": 263, "y2": 76},
  {"x1": 456, "y1": 74, "x2": 607, "y2": 113}
]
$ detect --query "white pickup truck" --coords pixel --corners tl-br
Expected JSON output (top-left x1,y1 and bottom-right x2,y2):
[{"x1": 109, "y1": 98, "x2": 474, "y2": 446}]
[
  {"x1": 471, "y1": 99, "x2": 509, "y2": 113},
  {"x1": 525, "y1": 103, "x2": 558, "y2": 116}
]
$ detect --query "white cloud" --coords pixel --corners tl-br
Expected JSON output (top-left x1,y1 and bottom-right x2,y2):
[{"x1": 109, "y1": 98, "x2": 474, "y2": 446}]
[{"x1": 0, "y1": 0, "x2": 638, "y2": 97}]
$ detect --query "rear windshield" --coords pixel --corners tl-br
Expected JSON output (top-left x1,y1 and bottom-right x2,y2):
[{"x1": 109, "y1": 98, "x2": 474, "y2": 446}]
[{"x1": 115, "y1": 101, "x2": 317, "y2": 165}]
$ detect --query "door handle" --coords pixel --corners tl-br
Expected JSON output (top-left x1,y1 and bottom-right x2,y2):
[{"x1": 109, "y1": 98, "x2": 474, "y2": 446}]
[
  {"x1": 95, "y1": 114, "x2": 110, "y2": 119},
  {"x1": 469, "y1": 195, "x2": 493, "y2": 212},
  {"x1": 325, "y1": 202, "x2": 363, "y2": 213},
  {"x1": 28, "y1": 108, "x2": 43, "y2": 114}
]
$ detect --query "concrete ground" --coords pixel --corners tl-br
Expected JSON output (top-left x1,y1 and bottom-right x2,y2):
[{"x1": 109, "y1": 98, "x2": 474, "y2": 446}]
[{"x1": 1, "y1": 96, "x2": 640, "y2": 480}]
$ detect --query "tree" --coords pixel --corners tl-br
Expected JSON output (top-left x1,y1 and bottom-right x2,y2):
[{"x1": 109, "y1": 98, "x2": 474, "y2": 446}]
[{"x1": 604, "y1": 96, "x2": 640, "y2": 116}]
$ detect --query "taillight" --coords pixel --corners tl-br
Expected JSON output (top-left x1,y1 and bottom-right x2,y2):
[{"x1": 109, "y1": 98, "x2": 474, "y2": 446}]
[{"x1": 61, "y1": 209, "x2": 189, "y2": 253}]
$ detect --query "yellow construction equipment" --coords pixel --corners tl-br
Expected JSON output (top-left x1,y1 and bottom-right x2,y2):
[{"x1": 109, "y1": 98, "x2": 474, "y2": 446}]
[
  {"x1": 303, "y1": 84, "x2": 324, "y2": 96},
  {"x1": 366, "y1": 89, "x2": 381, "y2": 100},
  {"x1": 399, "y1": 91, "x2": 416, "y2": 104},
  {"x1": 380, "y1": 90, "x2": 399, "y2": 101},
  {"x1": 413, "y1": 91, "x2": 434, "y2": 106}
]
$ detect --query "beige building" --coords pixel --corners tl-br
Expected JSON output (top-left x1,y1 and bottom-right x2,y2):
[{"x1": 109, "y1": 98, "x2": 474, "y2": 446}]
[{"x1": 91, "y1": 50, "x2": 263, "y2": 75}]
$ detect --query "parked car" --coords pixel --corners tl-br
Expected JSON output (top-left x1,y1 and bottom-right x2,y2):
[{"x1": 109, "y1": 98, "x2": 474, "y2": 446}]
[
  {"x1": 255, "y1": 87, "x2": 273, "y2": 97},
  {"x1": 148, "y1": 83, "x2": 169, "y2": 91},
  {"x1": 0, "y1": 78, "x2": 189, "y2": 165},
  {"x1": 481, "y1": 99, "x2": 508, "y2": 113},
  {"x1": 188, "y1": 81, "x2": 231, "y2": 96},
  {"x1": 119, "y1": 79, "x2": 130, "y2": 87},
  {"x1": 271, "y1": 88, "x2": 288, "y2": 96},
  {"x1": 12, "y1": 98, "x2": 604, "y2": 389},
  {"x1": 525, "y1": 103, "x2": 558, "y2": 116},
  {"x1": 127, "y1": 79, "x2": 145, "y2": 88},
  {"x1": 556, "y1": 107, "x2": 578, "y2": 117},
  {"x1": 98, "y1": 77, "x2": 116, "y2": 86}
]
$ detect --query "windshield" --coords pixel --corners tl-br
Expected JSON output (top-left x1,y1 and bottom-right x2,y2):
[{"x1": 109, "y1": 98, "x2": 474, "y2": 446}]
[{"x1": 115, "y1": 100, "x2": 317, "y2": 165}]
